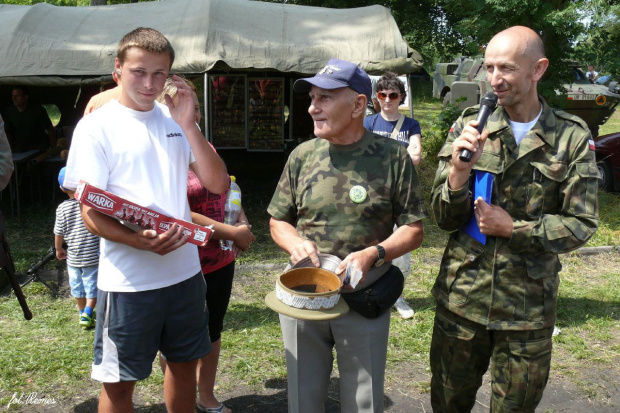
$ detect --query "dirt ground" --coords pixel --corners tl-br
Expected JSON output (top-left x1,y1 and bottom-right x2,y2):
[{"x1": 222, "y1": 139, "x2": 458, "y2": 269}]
[
  {"x1": 26, "y1": 360, "x2": 620, "y2": 412},
  {"x1": 5, "y1": 254, "x2": 620, "y2": 413}
]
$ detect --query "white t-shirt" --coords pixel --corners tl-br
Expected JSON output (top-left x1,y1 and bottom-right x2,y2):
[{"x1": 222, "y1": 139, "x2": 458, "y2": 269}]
[
  {"x1": 509, "y1": 105, "x2": 543, "y2": 146},
  {"x1": 64, "y1": 100, "x2": 200, "y2": 292}
]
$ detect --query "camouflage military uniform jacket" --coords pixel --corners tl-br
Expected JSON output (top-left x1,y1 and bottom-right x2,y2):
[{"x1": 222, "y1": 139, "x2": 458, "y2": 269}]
[
  {"x1": 268, "y1": 130, "x2": 427, "y2": 260},
  {"x1": 430, "y1": 98, "x2": 599, "y2": 330}
]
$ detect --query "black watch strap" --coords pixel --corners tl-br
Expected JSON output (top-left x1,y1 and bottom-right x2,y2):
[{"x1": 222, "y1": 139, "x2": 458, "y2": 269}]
[{"x1": 374, "y1": 245, "x2": 386, "y2": 267}]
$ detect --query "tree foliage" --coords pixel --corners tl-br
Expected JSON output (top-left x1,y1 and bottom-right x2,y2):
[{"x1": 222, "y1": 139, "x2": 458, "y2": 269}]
[
  {"x1": 572, "y1": 1, "x2": 620, "y2": 75},
  {"x1": 271, "y1": 0, "x2": 618, "y2": 103},
  {"x1": 434, "y1": 0, "x2": 586, "y2": 104}
]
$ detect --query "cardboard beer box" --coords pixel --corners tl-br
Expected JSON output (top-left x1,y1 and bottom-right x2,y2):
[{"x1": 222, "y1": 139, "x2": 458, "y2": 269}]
[{"x1": 74, "y1": 181, "x2": 213, "y2": 246}]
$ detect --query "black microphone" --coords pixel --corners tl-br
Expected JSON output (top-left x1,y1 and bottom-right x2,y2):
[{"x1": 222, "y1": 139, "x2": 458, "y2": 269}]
[{"x1": 459, "y1": 92, "x2": 498, "y2": 162}]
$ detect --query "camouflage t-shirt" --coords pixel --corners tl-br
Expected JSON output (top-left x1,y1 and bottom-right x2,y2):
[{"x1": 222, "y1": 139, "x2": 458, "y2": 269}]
[{"x1": 268, "y1": 130, "x2": 427, "y2": 259}]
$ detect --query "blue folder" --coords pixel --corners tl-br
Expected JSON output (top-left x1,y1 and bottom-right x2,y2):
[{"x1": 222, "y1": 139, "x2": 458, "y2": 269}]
[{"x1": 462, "y1": 170, "x2": 494, "y2": 245}]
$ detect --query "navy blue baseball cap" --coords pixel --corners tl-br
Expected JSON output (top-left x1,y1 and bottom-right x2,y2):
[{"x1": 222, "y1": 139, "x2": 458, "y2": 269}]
[
  {"x1": 58, "y1": 167, "x2": 67, "y2": 191},
  {"x1": 293, "y1": 58, "x2": 372, "y2": 101}
]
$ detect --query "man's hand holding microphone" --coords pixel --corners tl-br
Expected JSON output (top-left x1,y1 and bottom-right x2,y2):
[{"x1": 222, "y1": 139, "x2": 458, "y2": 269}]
[
  {"x1": 448, "y1": 92, "x2": 513, "y2": 239},
  {"x1": 448, "y1": 92, "x2": 497, "y2": 190}
]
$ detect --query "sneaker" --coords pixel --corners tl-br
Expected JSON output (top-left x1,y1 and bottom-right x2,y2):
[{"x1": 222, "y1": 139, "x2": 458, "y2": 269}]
[
  {"x1": 552, "y1": 326, "x2": 561, "y2": 336},
  {"x1": 80, "y1": 313, "x2": 95, "y2": 329},
  {"x1": 394, "y1": 296, "x2": 414, "y2": 319}
]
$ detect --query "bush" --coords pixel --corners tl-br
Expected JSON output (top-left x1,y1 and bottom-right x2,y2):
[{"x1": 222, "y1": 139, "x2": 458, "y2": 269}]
[
  {"x1": 423, "y1": 101, "x2": 462, "y2": 161},
  {"x1": 409, "y1": 80, "x2": 433, "y2": 102}
]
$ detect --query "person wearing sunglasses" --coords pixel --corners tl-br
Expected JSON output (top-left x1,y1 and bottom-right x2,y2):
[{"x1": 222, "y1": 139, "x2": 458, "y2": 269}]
[
  {"x1": 363, "y1": 72, "x2": 422, "y2": 319},
  {"x1": 364, "y1": 72, "x2": 422, "y2": 166}
]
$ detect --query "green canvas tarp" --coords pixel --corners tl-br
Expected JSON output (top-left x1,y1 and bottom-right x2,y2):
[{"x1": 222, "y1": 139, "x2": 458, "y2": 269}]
[{"x1": 0, "y1": 0, "x2": 423, "y2": 86}]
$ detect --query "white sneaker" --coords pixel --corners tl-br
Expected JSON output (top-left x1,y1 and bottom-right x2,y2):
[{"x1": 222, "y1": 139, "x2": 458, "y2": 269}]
[
  {"x1": 552, "y1": 326, "x2": 561, "y2": 336},
  {"x1": 394, "y1": 296, "x2": 414, "y2": 319}
]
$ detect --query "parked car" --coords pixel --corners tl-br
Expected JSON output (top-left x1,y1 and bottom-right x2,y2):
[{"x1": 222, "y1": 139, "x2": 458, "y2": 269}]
[
  {"x1": 594, "y1": 132, "x2": 620, "y2": 191},
  {"x1": 432, "y1": 57, "x2": 620, "y2": 137}
]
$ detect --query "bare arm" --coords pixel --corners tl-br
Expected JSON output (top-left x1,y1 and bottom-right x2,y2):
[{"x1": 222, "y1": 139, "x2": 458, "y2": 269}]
[
  {"x1": 233, "y1": 208, "x2": 252, "y2": 257},
  {"x1": 80, "y1": 204, "x2": 188, "y2": 256},
  {"x1": 377, "y1": 221, "x2": 424, "y2": 262},
  {"x1": 190, "y1": 211, "x2": 254, "y2": 250},
  {"x1": 187, "y1": 126, "x2": 228, "y2": 194},
  {"x1": 54, "y1": 234, "x2": 66, "y2": 260},
  {"x1": 407, "y1": 133, "x2": 422, "y2": 165},
  {"x1": 335, "y1": 221, "x2": 424, "y2": 286},
  {"x1": 269, "y1": 217, "x2": 320, "y2": 267},
  {"x1": 165, "y1": 75, "x2": 228, "y2": 194}
]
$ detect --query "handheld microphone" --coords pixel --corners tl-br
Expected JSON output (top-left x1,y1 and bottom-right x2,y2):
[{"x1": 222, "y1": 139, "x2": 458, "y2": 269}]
[{"x1": 459, "y1": 92, "x2": 498, "y2": 162}]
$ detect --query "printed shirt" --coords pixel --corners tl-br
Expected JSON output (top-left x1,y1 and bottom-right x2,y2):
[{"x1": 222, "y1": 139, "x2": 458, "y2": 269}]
[
  {"x1": 363, "y1": 113, "x2": 421, "y2": 148},
  {"x1": 430, "y1": 98, "x2": 600, "y2": 330},
  {"x1": 268, "y1": 130, "x2": 427, "y2": 259},
  {"x1": 54, "y1": 199, "x2": 100, "y2": 267},
  {"x1": 187, "y1": 170, "x2": 234, "y2": 274}
]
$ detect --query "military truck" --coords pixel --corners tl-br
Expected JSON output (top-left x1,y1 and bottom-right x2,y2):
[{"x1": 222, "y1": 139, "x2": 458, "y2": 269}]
[{"x1": 433, "y1": 57, "x2": 620, "y2": 137}]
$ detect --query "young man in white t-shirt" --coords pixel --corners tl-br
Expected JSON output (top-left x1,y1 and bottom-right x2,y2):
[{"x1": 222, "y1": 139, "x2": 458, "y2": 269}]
[
  {"x1": 586, "y1": 65, "x2": 598, "y2": 83},
  {"x1": 63, "y1": 27, "x2": 228, "y2": 413}
]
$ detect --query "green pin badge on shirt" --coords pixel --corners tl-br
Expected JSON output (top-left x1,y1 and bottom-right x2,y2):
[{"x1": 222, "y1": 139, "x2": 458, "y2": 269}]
[{"x1": 349, "y1": 185, "x2": 367, "y2": 203}]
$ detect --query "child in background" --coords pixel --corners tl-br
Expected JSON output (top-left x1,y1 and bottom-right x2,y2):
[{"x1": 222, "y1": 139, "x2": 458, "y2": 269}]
[{"x1": 54, "y1": 167, "x2": 100, "y2": 329}]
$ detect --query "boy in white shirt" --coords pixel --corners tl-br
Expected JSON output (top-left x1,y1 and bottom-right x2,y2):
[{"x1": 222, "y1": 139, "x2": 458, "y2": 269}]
[{"x1": 64, "y1": 27, "x2": 228, "y2": 413}]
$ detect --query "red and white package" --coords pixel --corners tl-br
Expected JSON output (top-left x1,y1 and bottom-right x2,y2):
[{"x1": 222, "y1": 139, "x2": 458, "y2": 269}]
[{"x1": 74, "y1": 181, "x2": 213, "y2": 246}]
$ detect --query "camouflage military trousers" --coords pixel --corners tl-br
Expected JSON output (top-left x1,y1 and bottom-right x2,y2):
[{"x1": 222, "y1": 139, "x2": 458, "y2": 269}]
[{"x1": 430, "y1": 306, "x2": 553, "y2": 412}]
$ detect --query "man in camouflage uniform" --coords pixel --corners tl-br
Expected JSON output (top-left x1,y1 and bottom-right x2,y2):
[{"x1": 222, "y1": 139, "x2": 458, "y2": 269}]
[
  {"x1": 268, "y1": 58, "x2": 426, "y2": 413},
  {"x1": 429, "y1": 26, "x2": 599, "y2": 412}
]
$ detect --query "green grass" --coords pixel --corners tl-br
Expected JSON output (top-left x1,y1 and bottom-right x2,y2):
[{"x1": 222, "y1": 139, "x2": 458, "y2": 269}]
[
  {"x1": 599, "y1": 106, "x2": 620, "y2": 136},
  {"x1": 549, "y1": 253, "x2": 620, "y2": 382},
  {"x1": 0, "y1": 95, "x2": 618, "y2": 411},
  {"x1": 586, "y1": 190, "x2": 620, "y2": 247},
  {"x1": 0, "y1": 291, "x2": 95, "y2": 398}
]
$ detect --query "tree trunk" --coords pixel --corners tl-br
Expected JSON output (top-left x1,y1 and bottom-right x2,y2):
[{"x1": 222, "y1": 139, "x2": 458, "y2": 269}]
[{"x1": 90, "y1": 0, "x2": 107, "y2": 6}]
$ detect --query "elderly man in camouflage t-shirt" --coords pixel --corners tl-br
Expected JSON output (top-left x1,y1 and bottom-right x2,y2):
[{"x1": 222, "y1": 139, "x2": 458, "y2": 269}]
[
  {"x1": 430, "y1": 26, "x2": 599, "y2": 412},
  {"x1": 268, "y1": 59, "x2": 426, "y2": 413}
]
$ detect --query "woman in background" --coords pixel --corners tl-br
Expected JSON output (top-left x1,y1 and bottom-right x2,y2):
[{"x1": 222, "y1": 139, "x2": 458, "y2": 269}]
[
  {"x1": 158, "y1": 78, "x2": 255, "y2": 413},
  {"x1": 363, "y1": 72, "x2": 422, "y2": 319}
]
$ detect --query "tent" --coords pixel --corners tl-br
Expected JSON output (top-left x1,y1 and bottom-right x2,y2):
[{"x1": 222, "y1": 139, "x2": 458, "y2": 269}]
[
  {"x1": 0, "y1": 0, "x2": 422, "y2": 86},
  {"x1": 0, "y1": 0, "x2": 423, "y2": 151}
]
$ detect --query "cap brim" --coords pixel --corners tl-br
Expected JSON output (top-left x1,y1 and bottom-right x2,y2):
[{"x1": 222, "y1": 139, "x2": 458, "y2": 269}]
[
  {"x1": 265, "y1": 291, "x2": 349, "y2": 321},
  {"x1": 293, "y1": 77, "x2": 351, "y2": 93}
]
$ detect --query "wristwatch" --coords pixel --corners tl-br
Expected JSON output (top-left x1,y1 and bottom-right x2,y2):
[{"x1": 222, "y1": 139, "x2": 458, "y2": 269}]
[{"x1": 373, "y1": 245, "x2": 386, "y2": 267}]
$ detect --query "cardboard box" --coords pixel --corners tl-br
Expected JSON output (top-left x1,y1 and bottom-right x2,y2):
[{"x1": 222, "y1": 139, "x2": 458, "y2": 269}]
[{"x1": 74, "y1": 182, "x2": 213, "y2": 246}]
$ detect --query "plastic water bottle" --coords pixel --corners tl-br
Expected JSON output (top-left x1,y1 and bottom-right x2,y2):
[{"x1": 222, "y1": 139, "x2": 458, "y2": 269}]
[{"x1": 220, "y1": 176, "x2": 242, "y2": 251}]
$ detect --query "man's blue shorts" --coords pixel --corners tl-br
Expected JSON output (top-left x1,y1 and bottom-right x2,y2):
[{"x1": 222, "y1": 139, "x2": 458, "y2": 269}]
[{"x1": 91, "y1": 272, "x2": 210, "y2": 382}]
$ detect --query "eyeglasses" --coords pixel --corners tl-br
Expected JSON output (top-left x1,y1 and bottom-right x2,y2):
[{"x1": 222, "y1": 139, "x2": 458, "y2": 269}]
[{"x1": 377, "y1": 92, "x2": 401, "y2": 101}]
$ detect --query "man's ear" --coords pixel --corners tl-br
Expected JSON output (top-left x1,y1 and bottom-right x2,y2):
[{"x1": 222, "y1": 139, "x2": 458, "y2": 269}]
[
  {"x1": 114, "y1": 58, "x2": 122, "y2": 78},
  {"x1": 532, "y1": 58, "x2": 549, "y2": 82},
  {"x1": 352, "y1": 94, "x2": 367, "y2": 118}
]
